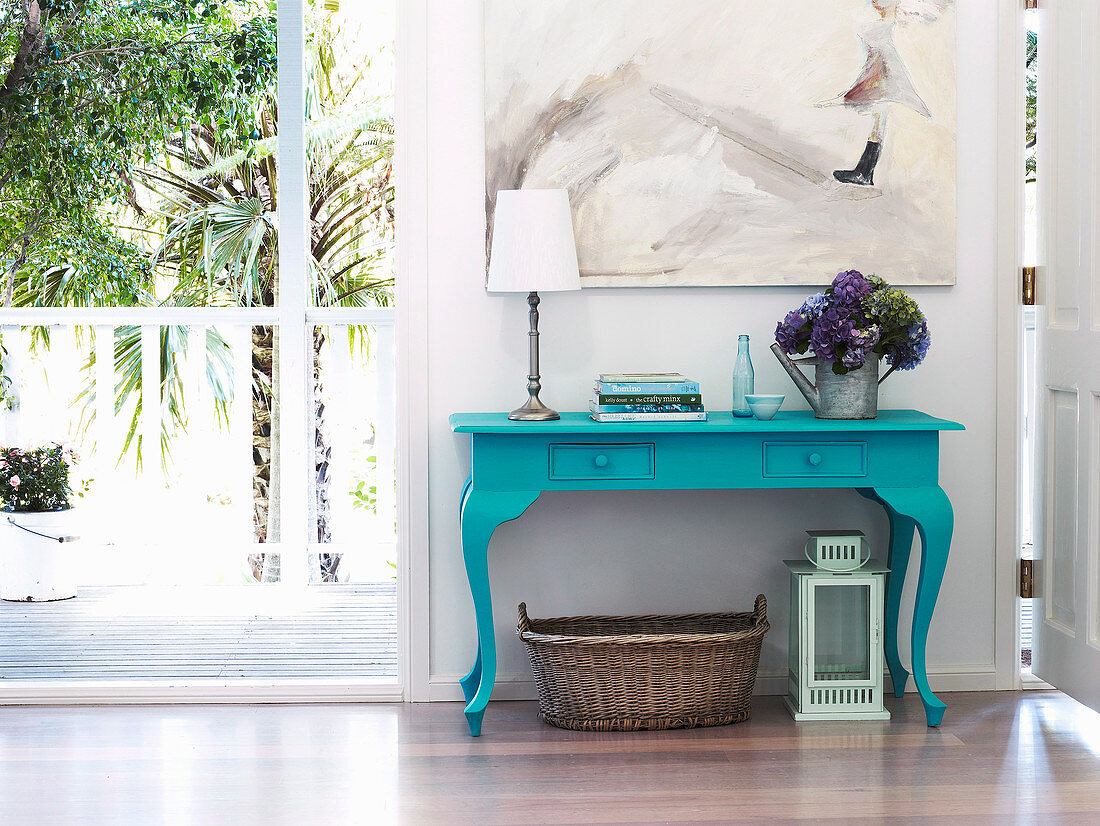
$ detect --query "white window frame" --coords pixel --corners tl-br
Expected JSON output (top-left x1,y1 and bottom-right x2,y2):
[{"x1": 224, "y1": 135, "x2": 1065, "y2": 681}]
[
  {"x1": 394, "y1": 0, "x2": 430, "y2": 703},
  {"x1": 0, "y1": 0, "x2": 429, "y2": 703}
]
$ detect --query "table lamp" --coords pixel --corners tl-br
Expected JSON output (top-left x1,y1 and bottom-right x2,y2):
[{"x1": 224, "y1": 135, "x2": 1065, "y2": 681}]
[{"x1": 487, "y1": 189, "x2": 581, "y2": 421}]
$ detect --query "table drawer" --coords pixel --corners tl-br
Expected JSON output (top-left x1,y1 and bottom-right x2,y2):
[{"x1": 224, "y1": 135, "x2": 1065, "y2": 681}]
[
  {"x1": 549, "y1": 443, "x2": 655, "y2": 481},
  {"x1": 762, "y1": 441, "x2": 867, "y2": 478}
]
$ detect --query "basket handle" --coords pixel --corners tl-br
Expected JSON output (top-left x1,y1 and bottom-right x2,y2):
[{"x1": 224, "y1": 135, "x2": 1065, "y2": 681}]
[
  {"x1": 752, "y1": 593, "x2": 767, "y2": 625},
  {"x1": 517, "y1": 602, "x2": 532, "y2": 635}
]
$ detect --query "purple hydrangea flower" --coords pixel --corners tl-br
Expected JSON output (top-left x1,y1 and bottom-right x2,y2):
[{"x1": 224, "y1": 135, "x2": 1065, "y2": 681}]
[
  {"x1": 830, "y1": 270, "x2": 874, "y2": 309},
  {"x1": 810, "y1": 307, "x2": 855, "y2": 362},
  {"x1": 838, "y1": 325, "x2": 881, "y2": 370},
  {"x1": 848, "y1": 325, "x2": 880, "y2": 353},
  {"x1": 841, "y1": 348, "x2": 865, "y2": 368},
  {"x1": 774, "y1": 311, "x2": 811, "y2": 355}
]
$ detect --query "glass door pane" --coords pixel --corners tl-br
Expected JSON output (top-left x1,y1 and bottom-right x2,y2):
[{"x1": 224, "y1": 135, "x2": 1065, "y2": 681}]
[
  {"x1": 0, "y1": 1, "x2": 278, "y2": 309},
  {"x1": 811, "y1": 581, "x2": 872, "y2": 683},
  {"x1": 307, "y1": 0, "x2": 395, "y2": 309},
  {"x1": 0, "y1": 323, "x2": 277, "y2": 585},
  {"x1": 310, "y1": 323, "x2": 396, "y2": 584}
]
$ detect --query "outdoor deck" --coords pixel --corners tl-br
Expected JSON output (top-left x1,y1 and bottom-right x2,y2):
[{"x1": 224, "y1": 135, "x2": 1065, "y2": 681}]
[{"x1": 0, "y1": 583, "x2": 397, "y2": 681}]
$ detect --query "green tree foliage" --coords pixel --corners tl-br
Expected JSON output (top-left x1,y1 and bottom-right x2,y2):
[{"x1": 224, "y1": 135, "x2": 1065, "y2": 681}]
[
  {"x1": 0, "y1": 0, "x2": 276, "y2": 303},
  {"x1": 131, "y1": 8, "x2": 394, "y2": 562}
]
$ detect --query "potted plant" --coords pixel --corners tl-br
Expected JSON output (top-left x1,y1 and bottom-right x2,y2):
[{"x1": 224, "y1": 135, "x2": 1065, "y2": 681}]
[
  {"x1": 0, "y1": 443, "x2": 84, "y2": 601},
  {"x1": 771, "y1": 270, "x2": 931, "y2": 419}
]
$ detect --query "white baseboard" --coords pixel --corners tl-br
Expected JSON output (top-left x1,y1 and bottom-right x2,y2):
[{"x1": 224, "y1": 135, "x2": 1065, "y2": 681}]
[
  {"x1": 0, "y1": 679, "x2": 404, "y2": 705},
  {"x1": 428, "y1": 671, "x2": 535, "y2": 702},
  {"x1": 428, "y1": 664, "x2": 998, "y2": 703},
  {"x1": 0, "y1": 666, "x2": 997, "y2": 706},
  {"x1": 1020, "y1": 669, "x2": 1054, "y2": 690},
  {"x1": 923, "y1": 662, "x2": 999, "y2": 692}
]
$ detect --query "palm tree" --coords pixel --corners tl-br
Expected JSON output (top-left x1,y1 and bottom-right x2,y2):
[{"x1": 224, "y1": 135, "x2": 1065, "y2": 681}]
[
  {"x1": 67, "y1": 10, "x2": 395, "y2": 582},
  {"x1": 136, "y1": 95, "x2": 394, "y2": 581}
]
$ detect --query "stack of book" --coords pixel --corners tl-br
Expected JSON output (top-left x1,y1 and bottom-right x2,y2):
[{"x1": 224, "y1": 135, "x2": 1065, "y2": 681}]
[{"x1": 589, "y1": 373, "x2": 707, "y2": 422}]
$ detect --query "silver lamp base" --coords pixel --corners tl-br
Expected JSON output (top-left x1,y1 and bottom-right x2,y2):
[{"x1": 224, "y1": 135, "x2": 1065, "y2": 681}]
[
  {"x1": 509, "y1": 290, "x2": 560, "y2": 422},
  {"x1": 509, "y1": 396, "x2": 560, "y2": 421}
]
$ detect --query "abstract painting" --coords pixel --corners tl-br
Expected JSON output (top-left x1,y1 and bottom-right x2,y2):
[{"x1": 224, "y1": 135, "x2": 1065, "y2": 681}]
[{"x1": 484, "y1": 0, "x2": 956, "y2": 286}]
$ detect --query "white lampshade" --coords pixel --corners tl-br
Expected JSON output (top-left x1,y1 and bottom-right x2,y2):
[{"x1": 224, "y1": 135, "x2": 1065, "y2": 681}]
[{"x1": 487, "y1": 189, "x2": 582, "y2": 293}]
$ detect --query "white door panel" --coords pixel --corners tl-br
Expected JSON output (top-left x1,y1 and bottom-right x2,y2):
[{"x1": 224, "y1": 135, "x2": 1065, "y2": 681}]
[
  {"x1": 1032, "y1": 0, "x2": 1100, "y2": 712},
  {"x1": 1043, "y1": 388, "x2": 1077, "y2": 634}
]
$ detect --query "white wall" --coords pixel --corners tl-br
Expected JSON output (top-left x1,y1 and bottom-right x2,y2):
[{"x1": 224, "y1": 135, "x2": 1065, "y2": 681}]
[{"x1": 423, "y1": 0, "x2": 998, "y2": 699}]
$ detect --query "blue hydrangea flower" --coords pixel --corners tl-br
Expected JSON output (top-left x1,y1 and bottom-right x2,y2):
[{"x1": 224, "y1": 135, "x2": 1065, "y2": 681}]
[
  {"x1": 799, "y1": 292, "x2": 829, "y2": 321},
  {"x1": 885, "y1": 320, "x2": 932, "y2": 370}
]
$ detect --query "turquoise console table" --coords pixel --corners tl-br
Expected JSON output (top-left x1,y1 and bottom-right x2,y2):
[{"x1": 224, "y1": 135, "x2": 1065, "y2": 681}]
[{"x1": 449, "y1": 409, "x2": 963, "y2": 736}]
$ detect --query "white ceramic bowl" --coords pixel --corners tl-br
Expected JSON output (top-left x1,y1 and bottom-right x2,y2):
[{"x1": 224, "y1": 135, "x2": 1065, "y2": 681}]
[{"x1": 745, "y1": 394, "x2": 784, "y2": 421}]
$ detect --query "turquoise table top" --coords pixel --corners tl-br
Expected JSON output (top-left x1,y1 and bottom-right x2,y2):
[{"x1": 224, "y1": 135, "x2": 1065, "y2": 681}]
[{"x1": 449, "y1": 409, "x2": 965, "y2": 434}]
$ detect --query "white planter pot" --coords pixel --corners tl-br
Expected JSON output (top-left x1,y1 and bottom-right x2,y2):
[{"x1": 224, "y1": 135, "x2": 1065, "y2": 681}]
[{"x1": 1, "y1": 509, "x2": 79, "y2": 602}]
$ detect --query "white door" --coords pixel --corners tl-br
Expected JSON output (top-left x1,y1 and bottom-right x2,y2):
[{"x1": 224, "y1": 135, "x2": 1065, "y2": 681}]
[{"x1": 1031, "y1": 0, "x2": 1100, "y2": 712}]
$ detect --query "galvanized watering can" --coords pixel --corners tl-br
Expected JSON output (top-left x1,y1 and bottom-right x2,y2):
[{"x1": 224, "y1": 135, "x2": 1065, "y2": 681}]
[{"x1": 770, "y1": 343, "x2": 893, "y2": 420}]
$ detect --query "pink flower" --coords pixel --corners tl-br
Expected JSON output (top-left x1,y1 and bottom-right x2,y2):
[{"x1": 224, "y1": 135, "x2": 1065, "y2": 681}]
[{"x1": 9, "y1": 476, "x2": 19, "y2": 488}]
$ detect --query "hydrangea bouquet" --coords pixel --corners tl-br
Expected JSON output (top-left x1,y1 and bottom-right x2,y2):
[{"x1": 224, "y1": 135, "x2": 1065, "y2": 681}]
[{"x1": 774, "y1": 270, "x2": 931, "y2": 378}]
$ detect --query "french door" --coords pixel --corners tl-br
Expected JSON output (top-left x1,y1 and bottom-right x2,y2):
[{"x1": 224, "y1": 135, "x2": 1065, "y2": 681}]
[
  {"x1": 0, "y1": 0, "x2": 403, "y2": 691},
  {"x1": 1029, "y1": 0, "x2": 1100, "y2": 712}
]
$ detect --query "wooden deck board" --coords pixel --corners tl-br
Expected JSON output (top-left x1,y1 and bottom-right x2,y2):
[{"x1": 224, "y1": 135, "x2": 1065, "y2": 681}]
[{"x1": 0, "y1": 583, "x2": 397, "y2": 681}]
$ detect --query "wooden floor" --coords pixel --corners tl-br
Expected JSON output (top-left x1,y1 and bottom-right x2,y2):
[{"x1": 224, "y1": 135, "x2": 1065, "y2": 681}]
[
  {"x1": 0, "y1": 583, "x2": 397, "y2": 680},
  {"x1": 0, "y1": 691, "x2": 1097, "y2": 824}
]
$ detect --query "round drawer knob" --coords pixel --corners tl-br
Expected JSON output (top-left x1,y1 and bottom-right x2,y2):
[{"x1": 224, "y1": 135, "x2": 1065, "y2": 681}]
[
  {"x1": 593, "y1": 454, "x2": 609, "y2": 468},
  {"x1": 808, "y1": 452, "x2": 823, "y2": 466}
]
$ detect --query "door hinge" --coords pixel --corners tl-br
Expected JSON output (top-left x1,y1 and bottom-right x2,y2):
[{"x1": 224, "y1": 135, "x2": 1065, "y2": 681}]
[
  {"x1": 1022, "y1": 266, "x2": 1036, "y2": 306},
  {"x1": 1020, "y1": 559, "x2": 1034, "y2": 599}
]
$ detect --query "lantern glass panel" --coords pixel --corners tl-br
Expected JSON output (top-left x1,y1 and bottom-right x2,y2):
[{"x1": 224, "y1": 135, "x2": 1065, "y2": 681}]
[{"x1": 812, "y1": 582, "x2": 871, "y2": 682}]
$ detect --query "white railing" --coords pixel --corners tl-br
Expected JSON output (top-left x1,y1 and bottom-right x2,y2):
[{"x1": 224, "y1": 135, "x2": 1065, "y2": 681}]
[{"x1": 0, "y1": 309, "x2": 396, "y2": 586}]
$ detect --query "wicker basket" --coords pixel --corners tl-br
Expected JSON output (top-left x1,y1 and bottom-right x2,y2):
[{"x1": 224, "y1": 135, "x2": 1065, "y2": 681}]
[{"x1": 516, "y1": 595, "x2": 769, "y2": 732}]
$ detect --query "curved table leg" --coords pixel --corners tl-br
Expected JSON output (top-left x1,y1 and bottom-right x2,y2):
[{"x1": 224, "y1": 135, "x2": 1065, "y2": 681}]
[
  {"x1": 459, "y1": 645, "x2": 482, "y2": 706},
  {"x1": 870, "y1": 485, "x2": 954, "y2": 727},
  {"x1": 459, "y1": 487, "x2": 540, "y2": 736},
  {"x1": 457, "y1": 477, "x2": 479, "y2": 705},
  {"x1": 858, "y1": 488, "x2": 916, "y2": 697},
  {"x1": 459, "y1": 476, "x2": 473, "y2": 513}
]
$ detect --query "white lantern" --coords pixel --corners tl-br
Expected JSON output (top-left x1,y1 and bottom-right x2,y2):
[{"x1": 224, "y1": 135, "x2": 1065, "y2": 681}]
[{"x1": 784, "y1": 558, "x2": 890, "y2": 721}]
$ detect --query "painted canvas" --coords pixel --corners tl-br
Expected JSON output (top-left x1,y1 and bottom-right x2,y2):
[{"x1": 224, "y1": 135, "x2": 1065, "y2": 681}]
[{"x1": 484, "y1": 0, "x2": 957, "y2": 286}]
